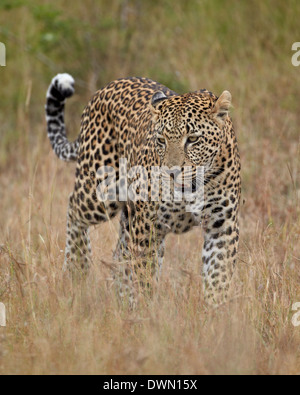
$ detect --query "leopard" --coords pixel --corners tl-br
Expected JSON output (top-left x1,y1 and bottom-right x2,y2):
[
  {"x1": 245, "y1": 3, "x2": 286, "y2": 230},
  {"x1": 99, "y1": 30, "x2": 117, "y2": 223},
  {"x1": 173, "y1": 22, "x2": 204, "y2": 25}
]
[{"x1": 45, "y1": 73, "x2": 241, "y2": 307}]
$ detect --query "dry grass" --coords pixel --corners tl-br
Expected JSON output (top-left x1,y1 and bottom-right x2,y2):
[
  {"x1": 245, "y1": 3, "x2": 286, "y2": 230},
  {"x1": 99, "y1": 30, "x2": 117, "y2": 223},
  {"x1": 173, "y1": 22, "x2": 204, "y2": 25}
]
[{"x1": 0, "y1": 0, "x2": 300, "y2": 375}]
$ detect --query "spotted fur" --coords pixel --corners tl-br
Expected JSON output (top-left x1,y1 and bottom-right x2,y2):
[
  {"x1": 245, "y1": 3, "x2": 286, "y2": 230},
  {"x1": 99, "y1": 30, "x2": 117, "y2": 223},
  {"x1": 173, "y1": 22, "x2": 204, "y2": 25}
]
[
  {"x1": 46, "y1": 74, "x2": 79, "y2": 161},
  {"x1": 45, "y1": 74, "x2": 241, "y2": 306}
]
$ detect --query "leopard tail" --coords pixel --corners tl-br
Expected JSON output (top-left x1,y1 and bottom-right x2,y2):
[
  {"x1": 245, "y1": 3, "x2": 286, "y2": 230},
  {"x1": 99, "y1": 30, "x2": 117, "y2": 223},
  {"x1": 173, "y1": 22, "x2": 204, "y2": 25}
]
[{"x1": 45, "y1": 74, "x2": 79, "y2": 162}]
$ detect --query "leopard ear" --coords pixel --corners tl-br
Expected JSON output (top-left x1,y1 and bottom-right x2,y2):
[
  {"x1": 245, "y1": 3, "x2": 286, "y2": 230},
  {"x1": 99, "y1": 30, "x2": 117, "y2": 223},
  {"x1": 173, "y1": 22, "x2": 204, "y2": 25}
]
[
  {"x1": 150, "y1": 91, "x2": 167, "y2": 120},
  {"x1": 211, "y1": 90, "x2": 232, "y2": 126}
]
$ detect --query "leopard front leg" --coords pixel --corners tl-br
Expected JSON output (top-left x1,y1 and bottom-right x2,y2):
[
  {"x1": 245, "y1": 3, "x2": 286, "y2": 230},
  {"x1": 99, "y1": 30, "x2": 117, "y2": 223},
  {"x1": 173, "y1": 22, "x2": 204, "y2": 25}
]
[
  {"x1": 113, "y1": 203, "x2": 166, "y2": 308},
  {"x1": 202, "y1": 197, "x2": 240, "y2": 306}
]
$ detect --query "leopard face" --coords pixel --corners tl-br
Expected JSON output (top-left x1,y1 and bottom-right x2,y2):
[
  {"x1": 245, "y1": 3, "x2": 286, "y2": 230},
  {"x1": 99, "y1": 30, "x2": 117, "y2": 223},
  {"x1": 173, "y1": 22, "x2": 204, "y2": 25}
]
[{"x1": 151, "y1": 90, "x2": 232, "y2": 191}]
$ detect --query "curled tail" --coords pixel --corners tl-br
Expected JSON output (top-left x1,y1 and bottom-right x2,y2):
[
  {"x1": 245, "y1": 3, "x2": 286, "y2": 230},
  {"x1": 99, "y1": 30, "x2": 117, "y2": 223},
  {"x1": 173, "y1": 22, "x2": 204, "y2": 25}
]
[{"x1": 45, "y1": 73, "x2": 79, "y2": 162}]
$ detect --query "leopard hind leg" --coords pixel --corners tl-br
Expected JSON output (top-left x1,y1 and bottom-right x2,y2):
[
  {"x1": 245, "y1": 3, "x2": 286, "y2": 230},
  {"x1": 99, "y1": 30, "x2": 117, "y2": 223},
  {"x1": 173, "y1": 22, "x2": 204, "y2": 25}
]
[{"x1": 63, "y1": 193, "x2": 122, "y2": 275}]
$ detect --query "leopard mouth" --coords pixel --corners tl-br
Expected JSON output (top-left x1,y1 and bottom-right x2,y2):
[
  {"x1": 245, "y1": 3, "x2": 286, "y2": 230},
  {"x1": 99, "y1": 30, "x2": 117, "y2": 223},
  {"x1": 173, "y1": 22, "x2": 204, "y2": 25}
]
[
  {"x1": 174, "y1": 181, "x2": 191, "y2": 190},
  {"x1": 161, "y1": 172, "x2": 197, "y2": 194},
  {"x1": 174, "y1": 181, "x2": 199, "y2": 195}
]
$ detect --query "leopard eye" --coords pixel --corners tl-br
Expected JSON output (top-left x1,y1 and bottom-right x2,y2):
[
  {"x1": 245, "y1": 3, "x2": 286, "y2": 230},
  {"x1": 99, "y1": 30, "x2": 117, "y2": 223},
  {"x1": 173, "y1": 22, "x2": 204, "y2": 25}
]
[
  {"x1": 157, "y1": 136, "x2": 166, "y2": 146},
  {"x1": 187, "y1": 136, "x2": 200, "y2": 144}
]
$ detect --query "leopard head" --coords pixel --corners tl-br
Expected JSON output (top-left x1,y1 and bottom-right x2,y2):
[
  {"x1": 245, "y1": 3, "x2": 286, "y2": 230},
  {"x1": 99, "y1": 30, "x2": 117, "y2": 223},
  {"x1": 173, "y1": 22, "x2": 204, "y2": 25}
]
[{"x1": 150, "y1": 89, "x2": 232, "y2": 191}]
